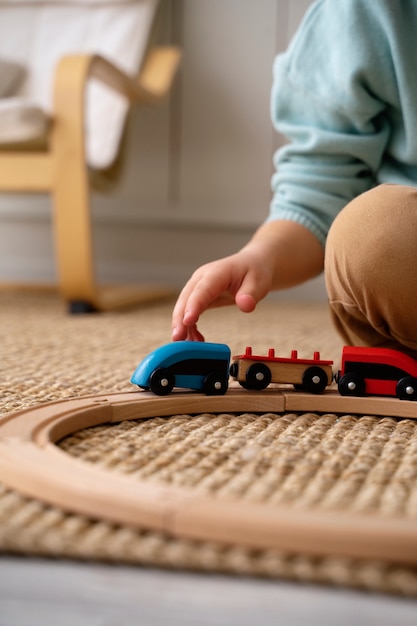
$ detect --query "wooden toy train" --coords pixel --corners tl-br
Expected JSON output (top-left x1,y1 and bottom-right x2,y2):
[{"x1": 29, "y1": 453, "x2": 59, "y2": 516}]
[{"x1": 131, "y1": 341, "x2": 417, "y2": 401}]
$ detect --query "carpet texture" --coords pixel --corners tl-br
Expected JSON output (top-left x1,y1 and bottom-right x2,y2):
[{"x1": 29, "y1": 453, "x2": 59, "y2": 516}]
[{"x1": 1, "y1": 290, "x2": 417, "y2": 596}]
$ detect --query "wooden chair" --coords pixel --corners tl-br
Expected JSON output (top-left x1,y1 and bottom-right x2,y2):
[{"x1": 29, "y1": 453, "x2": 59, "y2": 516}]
[{"x1": 0, "y1": 0, "x2": 180, "y2": 312}]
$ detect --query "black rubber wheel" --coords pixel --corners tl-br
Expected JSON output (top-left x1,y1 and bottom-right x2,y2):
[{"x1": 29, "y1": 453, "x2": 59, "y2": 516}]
[
  {"x1": 229, "y1": 362, "x2": 238, "y2": 378},
  {"x1": 338, "y1": 372, "x2": 365, "y2": 397},
  {"x1": 149, "y1": 368, "x2": 175, "y2": 395},
  {"x1": 69, "y1": 300, "x2": 97, "y2": 314},
  {"x1": 203, "y1": 371, "x2": 228, "y2": 396},
  {"x1": 396, "y1": 376, "x2": 417, "y2": 400},
  {"x1": 302, "y1": 367, "x2": 329, "y2": 394},
  {"x1": 245, "y1": 363, "x2": 272, "y2": 390}
]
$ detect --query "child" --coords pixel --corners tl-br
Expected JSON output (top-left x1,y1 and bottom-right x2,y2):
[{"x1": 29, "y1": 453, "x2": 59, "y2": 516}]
[{"x1": 172, "y1": 0, "x2": 417, "y2": 358}]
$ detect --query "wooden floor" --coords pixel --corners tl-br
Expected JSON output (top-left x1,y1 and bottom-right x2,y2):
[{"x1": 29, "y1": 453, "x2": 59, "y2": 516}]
[{"x1": 1, "y1": 557, "x2": 416, "y2": 626}]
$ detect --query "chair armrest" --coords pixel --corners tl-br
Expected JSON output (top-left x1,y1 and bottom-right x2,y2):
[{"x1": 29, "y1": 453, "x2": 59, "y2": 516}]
[
  {"x1": 51, "y1": 46, "x2": 181, "y2": 165},
  {"x1": 54, "y1": 46, "x2": 181, "y2": 114},
  {"x1": 50, "y1": 47, "x2": 180, "y2": 168},
  {"x1": 89, "y1": 46, "x2": 181, "y2": 103},
  {"x1": 135, "y1": 46, "x2": 182, "y2": 102}
]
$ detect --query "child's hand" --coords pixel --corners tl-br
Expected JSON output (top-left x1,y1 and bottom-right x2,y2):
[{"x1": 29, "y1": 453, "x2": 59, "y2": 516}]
[
  {"x1": 171, "y1": 249, "x2": 271, "y2": 341},
  {"x1": 171, "y1": 220, "x2": 324, "y2": 341}
]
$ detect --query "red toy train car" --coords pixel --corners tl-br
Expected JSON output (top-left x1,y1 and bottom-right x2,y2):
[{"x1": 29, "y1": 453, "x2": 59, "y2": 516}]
[{"x1": 336, "y1": 345, "x2": 417, "y2": 400}]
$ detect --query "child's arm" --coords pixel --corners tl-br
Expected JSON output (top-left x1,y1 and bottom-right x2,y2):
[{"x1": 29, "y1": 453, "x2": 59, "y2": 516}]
[{"x1": 172, "y1": 220, "x2": 323, "y2": 341}]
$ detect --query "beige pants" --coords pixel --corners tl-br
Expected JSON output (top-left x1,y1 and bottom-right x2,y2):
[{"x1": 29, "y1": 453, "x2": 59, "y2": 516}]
[{"x1": 325, "y1": 184, "x2": 417, "y2": 358}]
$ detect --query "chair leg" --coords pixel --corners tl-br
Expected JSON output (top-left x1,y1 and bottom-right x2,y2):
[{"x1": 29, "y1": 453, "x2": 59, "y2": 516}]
[
  {"x1": 53, "y1": 169, "x2": 177, "y2": 313},
  {"x1": 51, "y1": 55, "x2": 100, "y2": 312},
  {"x1": 51, "y1": 55, "x2": 176, "y2": 313},
  {"x1": 52, "y1": 154, "x2": 177, "y2": 313},
  {"x1": 52, "y1": 157, "x2": 99, "y2": 312}
]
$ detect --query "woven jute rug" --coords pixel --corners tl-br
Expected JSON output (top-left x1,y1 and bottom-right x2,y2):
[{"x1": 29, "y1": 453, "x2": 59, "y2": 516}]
[{"x1": 1, "y1": 289, "x2": 417, "y2": 596}]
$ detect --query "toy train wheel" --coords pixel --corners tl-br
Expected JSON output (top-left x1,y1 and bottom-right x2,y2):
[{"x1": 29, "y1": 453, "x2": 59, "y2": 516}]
[
  {"x1": 302, "y1": 366, "x2": 329, "y2": 394},
  {"x1": 396, "y1": 376, "x2": 417, "y2": 400},
  {"x1": 245, "y1": 363, "x2": 272, "y2": 390},
  {"x1": 229, "y1": 362, "x2": 238, "y2": 378},
  {"x1": 338, "y1": 373, "x2": 365, "y2": 397},
  {"x1": 203, "y1": 372, "x2": 228, "y2": 396},
  {"x1": 149, "y1": 368, "x2": 175, "y2": 395}
]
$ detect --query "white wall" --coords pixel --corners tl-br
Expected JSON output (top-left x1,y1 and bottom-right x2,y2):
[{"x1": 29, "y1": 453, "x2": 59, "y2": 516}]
[{"x1": 0, "y1": 0, "x2": 324, "y2": 301}]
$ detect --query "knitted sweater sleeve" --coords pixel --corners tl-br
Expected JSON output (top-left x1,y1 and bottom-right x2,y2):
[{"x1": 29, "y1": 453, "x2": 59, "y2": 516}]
[{"x1": 268, "y1": 0, "x2": 397, "y2": 246}]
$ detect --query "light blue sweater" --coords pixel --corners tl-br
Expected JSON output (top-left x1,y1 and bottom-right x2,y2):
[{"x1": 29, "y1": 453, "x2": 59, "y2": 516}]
[{"x1": 269, "y1": 0, "x2": 417, "y2": 245}]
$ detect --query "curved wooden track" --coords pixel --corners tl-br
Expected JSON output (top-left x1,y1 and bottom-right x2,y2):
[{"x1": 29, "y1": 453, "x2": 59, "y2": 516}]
[{"x1": 1, "y1": 388, "x2": 417, "y2": 565}]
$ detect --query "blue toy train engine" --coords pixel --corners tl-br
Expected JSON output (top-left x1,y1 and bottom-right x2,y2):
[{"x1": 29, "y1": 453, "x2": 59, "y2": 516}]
[{"x1": 131, "y1": 341, "x2": 231, "y2": 396}]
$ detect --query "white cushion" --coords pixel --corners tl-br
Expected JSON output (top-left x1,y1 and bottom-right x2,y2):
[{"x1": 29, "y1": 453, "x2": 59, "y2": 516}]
[
  {"x1": 0, "y1": 98, "x2": 49, "y2": 144},
  {"x1": 0, "y1": 0, "x2": 158, "y2": 169},
  {"x1": 0, "y1": 59, "x2": 26, "y2": 98}
]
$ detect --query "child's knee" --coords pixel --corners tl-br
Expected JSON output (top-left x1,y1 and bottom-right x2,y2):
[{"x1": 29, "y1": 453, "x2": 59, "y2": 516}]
[
  {"x1": 326, "y1": 184, "x2": 417, "y2": 285},
  {"x1": 325, "y1": 184, "x2": 417, "y2": 351}
]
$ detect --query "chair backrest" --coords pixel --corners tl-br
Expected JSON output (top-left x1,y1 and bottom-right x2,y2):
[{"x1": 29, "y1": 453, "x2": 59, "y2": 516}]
[{"x1": 0, "y1": 0, "x2": 159, "y2": 169}]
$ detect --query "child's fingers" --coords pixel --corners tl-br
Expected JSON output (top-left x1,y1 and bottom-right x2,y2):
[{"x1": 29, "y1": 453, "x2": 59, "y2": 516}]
[
  {"x1": 235, "y1": 267, "x2": 271, "y2": 312},
  {"x1": 235, "y1": 292, "x2": 257, "y2": 313},
  {"x1": 181, "y1": 275, "x2": 225, "y2": 325},
  {"x1": 171, "y1": 272, "x2": 216, "y2": 339},
  {"x1": 172, "y1": 268, "x2": 232, "y2": 340},
  {"x1": 186, "y1": 324, "x2": 205, "y2": 342},
  {"x1": 172, "y1": 284, "x2": 196, "y2": 340}
]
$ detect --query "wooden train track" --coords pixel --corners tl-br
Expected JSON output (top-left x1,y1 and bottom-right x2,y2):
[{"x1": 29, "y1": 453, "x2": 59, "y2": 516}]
[{"x1": 1, "y1": 387, "x2": 417, "y2": 565}]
